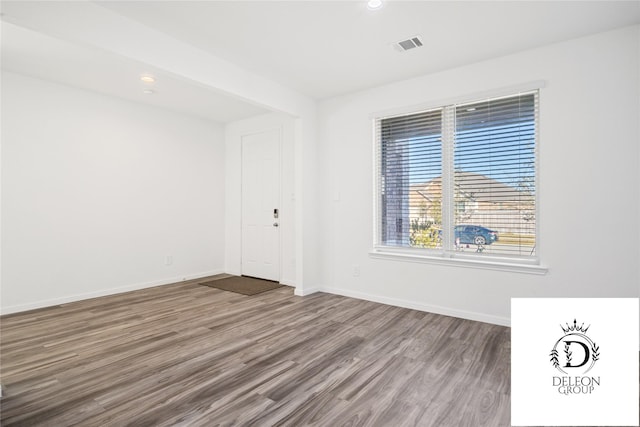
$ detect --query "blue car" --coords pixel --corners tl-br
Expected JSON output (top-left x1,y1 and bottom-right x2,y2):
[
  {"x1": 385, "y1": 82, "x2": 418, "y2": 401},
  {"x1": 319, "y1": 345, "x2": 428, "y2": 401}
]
[{"x1": 454, "y1": 225, "x2": 498, "y2": 245}]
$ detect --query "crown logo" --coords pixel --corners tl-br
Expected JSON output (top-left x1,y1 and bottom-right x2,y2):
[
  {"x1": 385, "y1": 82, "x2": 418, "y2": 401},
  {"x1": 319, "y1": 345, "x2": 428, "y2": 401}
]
[{"x1": 560, "y1": 319, "x2": 590, "y2": 334}]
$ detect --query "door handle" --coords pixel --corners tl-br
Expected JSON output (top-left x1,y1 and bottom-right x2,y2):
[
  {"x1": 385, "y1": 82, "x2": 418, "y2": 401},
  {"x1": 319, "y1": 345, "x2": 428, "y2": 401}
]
[{"x1": 273, "y1": 222, "x2": 279, "y2": 227}]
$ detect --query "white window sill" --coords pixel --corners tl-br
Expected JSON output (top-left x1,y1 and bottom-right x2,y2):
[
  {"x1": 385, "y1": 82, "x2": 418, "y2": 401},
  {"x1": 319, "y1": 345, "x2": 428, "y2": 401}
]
[{"x1": 369, "y1": 248, "x2": 548, "y2": 275}]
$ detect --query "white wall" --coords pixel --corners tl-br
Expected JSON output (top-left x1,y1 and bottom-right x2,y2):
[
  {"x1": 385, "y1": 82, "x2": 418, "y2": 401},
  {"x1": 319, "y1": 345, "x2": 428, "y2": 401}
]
[
  {"x1": 316, "y1": 25, "x2": 640, "y2": 325},
  {"x1": 225, "y1": 113, "x2": 297, "y2": 286},
  {"x1": 1, "y1": 72, "x2": 226, "y2": 313}
]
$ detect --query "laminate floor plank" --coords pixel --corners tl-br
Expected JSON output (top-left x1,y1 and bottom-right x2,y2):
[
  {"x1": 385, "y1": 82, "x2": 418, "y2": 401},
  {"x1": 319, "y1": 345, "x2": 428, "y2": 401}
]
[{"x1": 0, "y1": 276, "x2": 556, "y2": 426}]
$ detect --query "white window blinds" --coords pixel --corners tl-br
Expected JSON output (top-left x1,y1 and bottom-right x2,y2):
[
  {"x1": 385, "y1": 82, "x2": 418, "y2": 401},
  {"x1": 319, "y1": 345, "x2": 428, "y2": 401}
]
[
  {"x1": 378, "y1": 108, "x2": 442, "y2": 247},
  {"x1": 375, "y1": 91, "x2": 538, "y2": 261}
]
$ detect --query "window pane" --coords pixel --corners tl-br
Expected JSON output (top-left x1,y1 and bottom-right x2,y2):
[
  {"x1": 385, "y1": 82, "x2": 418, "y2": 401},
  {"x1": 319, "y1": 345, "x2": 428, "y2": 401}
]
[
  {"x1": 379, "y1": 109, "x2": 442, "y2": 248},
  {"x1": 453, "y1": 94, "x2": 536, "y2": 256}
]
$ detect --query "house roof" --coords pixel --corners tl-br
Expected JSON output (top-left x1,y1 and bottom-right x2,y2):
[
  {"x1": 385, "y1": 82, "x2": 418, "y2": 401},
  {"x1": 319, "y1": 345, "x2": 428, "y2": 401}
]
[{"x1": 410, "y1": 171, "x2": 530, "y2": 204}]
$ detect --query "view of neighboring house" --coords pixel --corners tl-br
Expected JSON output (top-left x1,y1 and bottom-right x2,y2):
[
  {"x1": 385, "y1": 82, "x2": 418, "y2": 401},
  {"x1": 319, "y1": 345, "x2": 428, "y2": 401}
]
[{"x1": 409, "y1": 170, "x2": 535, "y2": 236}]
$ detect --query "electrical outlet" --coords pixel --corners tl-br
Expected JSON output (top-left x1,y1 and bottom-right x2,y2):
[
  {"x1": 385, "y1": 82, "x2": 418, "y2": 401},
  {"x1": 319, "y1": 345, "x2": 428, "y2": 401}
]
[
  {"x1": 165, "y1": 255, "x2": 173, "y2": 266},
  {"x1": 352, "y1": 265, "x2": 360, "y2": 277}
]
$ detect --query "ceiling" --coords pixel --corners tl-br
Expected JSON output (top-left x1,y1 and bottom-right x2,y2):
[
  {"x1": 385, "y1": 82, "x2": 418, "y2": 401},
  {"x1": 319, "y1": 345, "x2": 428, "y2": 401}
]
[
  {"x1": 2, "y1": 1, "x2": 639, "y2": 122},
  {"x1": 0, "y1": 22, "x2": 271, "y2": 123},
  {"x1": 98, "y1": 0, "x2": 640, "y2": 99}
]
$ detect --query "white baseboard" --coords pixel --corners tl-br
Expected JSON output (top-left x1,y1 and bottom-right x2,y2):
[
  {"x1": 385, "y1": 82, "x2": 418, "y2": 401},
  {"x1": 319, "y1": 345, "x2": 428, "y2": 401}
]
[
  {"x1": 294, "y1": 286, "x2": 320, "y2": 296},
  {"x1": 3, "y1": 273, "x2": 510, "y2": 327},
  {"x1": 0, "y1": 269, "x2": 225, "y2": 315},
  {"x1": 316, "y1": 286, "x2": 510, "y2": 327}
]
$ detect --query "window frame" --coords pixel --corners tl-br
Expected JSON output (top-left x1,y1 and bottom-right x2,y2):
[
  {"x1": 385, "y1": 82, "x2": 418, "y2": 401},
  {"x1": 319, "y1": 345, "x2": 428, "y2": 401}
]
[{"x1": 370, "y1": 82, "x2": 547, "y2": 274}]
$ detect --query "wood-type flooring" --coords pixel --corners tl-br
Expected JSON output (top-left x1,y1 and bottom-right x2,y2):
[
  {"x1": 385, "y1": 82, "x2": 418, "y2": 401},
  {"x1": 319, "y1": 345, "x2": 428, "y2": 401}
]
[{"x1": 1, "y1": 276, "x2": 512, "y2": 426}]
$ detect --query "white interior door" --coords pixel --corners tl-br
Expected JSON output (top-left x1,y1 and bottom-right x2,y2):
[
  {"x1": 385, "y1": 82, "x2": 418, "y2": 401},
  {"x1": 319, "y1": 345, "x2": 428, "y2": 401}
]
[{"x1": 241, "y1": 129, "x2": 281, "y2": 281}]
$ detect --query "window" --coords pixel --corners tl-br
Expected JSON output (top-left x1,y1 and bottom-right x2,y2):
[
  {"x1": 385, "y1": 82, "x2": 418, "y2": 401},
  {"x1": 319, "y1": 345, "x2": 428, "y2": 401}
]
[{"x1": 375, "y1": 91, "x2": 538, "y2": 264}]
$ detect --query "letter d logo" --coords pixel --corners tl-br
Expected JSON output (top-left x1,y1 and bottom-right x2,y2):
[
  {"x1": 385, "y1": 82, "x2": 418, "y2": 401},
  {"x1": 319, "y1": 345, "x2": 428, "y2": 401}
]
[{"x1": 564, "y1": 340, "x2": 590, "y2": 368}]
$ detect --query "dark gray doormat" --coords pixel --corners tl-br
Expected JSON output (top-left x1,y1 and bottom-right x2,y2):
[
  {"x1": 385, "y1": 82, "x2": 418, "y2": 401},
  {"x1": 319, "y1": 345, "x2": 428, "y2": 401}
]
[{"x1": 199, "y1": 276, "x2": 283, "y2": 296}]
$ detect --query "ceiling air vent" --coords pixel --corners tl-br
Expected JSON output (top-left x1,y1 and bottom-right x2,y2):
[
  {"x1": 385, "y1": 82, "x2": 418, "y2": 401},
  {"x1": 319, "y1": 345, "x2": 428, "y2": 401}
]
[{"x1": 393, "y1": 36, "x2": 424, "y2": 52}]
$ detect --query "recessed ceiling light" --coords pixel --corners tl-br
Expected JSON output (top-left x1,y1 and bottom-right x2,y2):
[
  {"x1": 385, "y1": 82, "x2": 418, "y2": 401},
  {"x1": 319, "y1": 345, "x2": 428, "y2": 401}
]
[
  {"x1": 143, "y1": 88, "x2": 155, "y2": 95},
  {"x1": 367, "y1": 0, "x2": 383, "y2": 10},
  {"x1": 140, "y1": 75, "x2": 155, "y2": 84}
]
